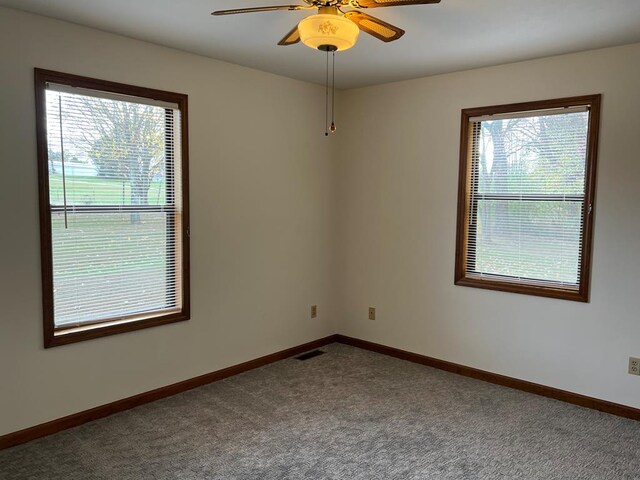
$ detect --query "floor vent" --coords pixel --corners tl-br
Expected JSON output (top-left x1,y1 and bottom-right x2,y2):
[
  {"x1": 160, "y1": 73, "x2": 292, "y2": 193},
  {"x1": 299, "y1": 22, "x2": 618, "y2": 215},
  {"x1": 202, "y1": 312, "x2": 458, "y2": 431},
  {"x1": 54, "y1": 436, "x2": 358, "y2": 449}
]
[{"x1": 295, "y1": 350, "x2": 325, "y2": 361}]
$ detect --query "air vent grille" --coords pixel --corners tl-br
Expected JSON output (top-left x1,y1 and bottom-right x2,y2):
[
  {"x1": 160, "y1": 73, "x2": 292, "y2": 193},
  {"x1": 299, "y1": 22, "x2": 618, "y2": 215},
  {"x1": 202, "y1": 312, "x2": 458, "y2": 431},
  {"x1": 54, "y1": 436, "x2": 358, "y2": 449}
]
[{"x1": 295, "y1": 350, "x2": 326, "y2": 361}]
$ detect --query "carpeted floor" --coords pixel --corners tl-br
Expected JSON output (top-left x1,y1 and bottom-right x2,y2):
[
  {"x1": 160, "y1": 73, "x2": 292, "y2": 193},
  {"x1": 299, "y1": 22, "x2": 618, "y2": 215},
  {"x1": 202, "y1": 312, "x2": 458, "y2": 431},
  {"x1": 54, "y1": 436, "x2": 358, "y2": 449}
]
[{"x1": 2, "y1": 343, "x2": 639, "y2": 479}]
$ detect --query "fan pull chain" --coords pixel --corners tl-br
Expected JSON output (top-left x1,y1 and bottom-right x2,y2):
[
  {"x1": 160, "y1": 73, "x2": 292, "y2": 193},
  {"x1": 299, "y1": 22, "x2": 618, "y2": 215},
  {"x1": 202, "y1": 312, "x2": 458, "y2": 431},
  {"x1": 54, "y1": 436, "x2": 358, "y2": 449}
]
[
  {"x1": 330, "y1": 51, "x2": 336, "y2": 133},
  {"x1": 325, "y1": 50, "x2": 329, "y2": 136}
]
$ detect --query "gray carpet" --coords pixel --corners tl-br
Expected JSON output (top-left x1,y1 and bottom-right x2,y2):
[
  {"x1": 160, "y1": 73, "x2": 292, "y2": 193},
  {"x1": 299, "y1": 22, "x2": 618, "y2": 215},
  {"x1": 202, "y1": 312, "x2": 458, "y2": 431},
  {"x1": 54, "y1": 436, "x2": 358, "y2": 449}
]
[{"x1": 1, "y1": 343, "x2": 639, "y2": 479}]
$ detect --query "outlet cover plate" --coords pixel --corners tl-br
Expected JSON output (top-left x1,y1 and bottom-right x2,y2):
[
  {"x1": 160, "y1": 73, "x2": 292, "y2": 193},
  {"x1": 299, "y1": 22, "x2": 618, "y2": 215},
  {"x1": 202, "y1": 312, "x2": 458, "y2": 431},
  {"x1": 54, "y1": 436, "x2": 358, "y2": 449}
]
[
  {"x1": 311, "y1": 305, "x2": 317, "y2": 319},
  {"x1": 629, "y1": 357, "x2": 640, "y2": 376},
  {"x1": 368, "y1": 307, "x2": 376, "y2": 321}
]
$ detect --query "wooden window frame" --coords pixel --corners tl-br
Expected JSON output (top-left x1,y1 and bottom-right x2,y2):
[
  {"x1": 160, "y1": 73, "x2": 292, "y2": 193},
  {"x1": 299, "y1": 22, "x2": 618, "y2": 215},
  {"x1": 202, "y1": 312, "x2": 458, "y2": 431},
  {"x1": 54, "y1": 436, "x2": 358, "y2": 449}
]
[
  {"x1": 454, "y1": 95, "x2": 601, "y2": 302},
  {"x1": 34, "y1": 69, "x2": 190, "y2": 347}
]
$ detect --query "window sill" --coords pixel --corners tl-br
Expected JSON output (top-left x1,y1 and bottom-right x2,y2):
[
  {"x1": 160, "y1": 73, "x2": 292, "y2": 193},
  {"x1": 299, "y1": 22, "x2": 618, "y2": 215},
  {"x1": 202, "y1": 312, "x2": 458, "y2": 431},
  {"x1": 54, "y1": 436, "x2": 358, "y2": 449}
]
[
  {"x1": 454, "y1": 275, "x2": 589, "y2": 302},
  {"x1": 44, "y1": 310, "x2": 190, "y2": 348}
]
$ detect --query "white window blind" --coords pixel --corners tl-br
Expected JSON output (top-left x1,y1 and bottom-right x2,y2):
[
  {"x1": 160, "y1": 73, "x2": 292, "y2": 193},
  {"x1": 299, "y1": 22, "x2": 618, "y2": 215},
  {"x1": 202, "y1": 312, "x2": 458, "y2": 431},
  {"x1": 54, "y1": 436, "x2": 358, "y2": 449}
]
[
  {"x1": 465, "y1": 108, "x2": 590, "y2": 289},
  {"x1": 45, "y1": 86, "x2": 184, "y2": 329}
]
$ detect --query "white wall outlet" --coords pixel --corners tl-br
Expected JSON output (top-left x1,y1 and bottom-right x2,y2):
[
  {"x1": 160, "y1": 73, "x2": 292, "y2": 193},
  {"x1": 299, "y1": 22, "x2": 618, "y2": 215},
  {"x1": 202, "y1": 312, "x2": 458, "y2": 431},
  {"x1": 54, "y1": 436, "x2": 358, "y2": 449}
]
[
  {"x1": 311, "y1": 305, "x2": 317, "y2": 319},
  {"x1": 629, "y1": 357, "x2": 640, "y2": 376},
  {"x1": 368, "y1": 307, "x2": 376, "y2": 321}
]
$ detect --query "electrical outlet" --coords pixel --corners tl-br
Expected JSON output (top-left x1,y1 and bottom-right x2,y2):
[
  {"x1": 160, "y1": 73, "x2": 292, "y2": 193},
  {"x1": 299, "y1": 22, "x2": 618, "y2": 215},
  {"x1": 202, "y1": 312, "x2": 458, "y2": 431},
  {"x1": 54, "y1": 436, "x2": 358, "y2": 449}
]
[
  {"x1": 311, "y1": 305, "x2": 317, "y2": 319},
  {"x1": 629, "y1": 357, "x2": 640, "y2": 376},
  {"x1": 368, "y1": 307, "x2": 376, "y2": 321}
]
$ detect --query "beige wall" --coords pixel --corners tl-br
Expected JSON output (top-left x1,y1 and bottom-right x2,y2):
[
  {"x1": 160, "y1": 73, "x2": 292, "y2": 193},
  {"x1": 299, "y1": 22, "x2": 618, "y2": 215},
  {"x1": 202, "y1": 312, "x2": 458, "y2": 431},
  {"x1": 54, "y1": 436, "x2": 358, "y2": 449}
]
[
  {"x1": 0, "y1": 7, "x2": 338, "y2": 436},
  {"x1": 335, "y1": 43, "x2": 640, "y2": 409}
]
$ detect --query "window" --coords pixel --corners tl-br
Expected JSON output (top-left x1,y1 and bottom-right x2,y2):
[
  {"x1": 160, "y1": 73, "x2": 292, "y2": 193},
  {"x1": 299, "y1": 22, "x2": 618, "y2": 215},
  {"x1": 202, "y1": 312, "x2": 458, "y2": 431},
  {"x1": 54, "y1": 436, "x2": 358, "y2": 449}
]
[
  {"x1": 455, "y1": 95, "x2": 600, "y2": 302},
  {"x1": 35, "y1": 69, "x2": 190, "y2": 347}
]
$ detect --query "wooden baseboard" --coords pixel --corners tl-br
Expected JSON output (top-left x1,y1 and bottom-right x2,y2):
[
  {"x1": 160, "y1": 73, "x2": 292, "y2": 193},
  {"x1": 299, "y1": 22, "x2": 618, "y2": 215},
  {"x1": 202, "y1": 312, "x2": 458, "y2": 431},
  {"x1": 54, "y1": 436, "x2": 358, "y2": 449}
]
[
  {"x1": 335, "y1": 334, "x2": 640, "y2": 421},
  {"x1": 4, "y1": 332, "x2": 637, "y2": 450},
  {"x1": 0, "y1": 334, "x2": 338, "y2": 450}
]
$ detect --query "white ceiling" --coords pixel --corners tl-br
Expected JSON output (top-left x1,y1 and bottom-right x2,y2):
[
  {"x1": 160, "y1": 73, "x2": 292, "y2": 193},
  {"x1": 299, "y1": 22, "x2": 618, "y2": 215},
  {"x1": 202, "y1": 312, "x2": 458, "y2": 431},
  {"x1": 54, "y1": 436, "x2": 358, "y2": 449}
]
[{"x1": 3, "y1": 0, "x2": 640, "y2": 88}]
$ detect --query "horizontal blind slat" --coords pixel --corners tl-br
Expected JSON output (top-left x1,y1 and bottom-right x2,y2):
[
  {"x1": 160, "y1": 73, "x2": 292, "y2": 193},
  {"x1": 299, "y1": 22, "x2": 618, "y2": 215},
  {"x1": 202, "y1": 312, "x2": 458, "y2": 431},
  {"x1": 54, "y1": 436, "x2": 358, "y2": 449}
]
[
  {"x1": 45, "y1": 87, "x2": 183, "y2": 328},
  {"x1": 466, "y1": 108, "x2": 589, "y2": 287}
]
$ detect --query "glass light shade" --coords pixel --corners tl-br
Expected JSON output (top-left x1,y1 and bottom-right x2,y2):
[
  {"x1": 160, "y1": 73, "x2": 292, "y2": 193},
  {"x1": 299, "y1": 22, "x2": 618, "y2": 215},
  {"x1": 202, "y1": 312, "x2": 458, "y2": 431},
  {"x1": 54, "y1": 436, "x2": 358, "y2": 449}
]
[{"x1": 298, "y1": 14, "x2": 359, "y2": 52}]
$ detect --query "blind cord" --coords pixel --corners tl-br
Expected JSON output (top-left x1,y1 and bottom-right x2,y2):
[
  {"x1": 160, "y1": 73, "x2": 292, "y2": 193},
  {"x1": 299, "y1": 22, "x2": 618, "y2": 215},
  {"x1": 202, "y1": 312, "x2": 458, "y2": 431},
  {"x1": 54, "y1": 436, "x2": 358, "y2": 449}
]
[{"x1": 58, "y1": 95, "x2": 69, "y2": 229}]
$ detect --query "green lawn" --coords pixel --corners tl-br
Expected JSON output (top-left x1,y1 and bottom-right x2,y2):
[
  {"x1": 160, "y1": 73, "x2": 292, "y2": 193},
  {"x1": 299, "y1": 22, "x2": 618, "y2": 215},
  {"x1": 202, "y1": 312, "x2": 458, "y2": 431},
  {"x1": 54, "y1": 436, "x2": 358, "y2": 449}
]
[
  {"x1": 475, "y1": 200, "x2": 581, "y2": 284},
  {"x1": 475, "y1": 235, "x2": 579, "y2": 284},
  {"x1": 51, "y1": 210, "x2": 170, "y2": 278},
  {"x1": 49, "y1": 174, "x2": 166, "y2": 205},
  {"x1": 49, "y1": 174, "x2": 172, "y2": 279},
  {"x1": 51, "y1": 207, "x2": 175, "y2": 326}
]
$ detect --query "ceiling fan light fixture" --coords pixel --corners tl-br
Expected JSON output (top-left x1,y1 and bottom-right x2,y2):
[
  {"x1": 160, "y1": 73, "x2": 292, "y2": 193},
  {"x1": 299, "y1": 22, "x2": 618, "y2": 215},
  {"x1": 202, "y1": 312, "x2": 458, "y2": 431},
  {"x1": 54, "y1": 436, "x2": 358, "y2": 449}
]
[{"x1": 298, "y1": 13, "x2": 360, "y2": 51}]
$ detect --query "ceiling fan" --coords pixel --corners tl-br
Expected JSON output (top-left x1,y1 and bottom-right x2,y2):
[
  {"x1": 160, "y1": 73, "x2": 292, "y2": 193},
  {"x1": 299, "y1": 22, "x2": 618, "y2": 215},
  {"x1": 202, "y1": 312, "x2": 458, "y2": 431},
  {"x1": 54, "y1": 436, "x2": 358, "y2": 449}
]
[
  {"x1": 212, "y1": 0, "x2": 442, "y2": 134},
  {"x1": 212, "y1": 0, "x2": 442, "y2": 52}
]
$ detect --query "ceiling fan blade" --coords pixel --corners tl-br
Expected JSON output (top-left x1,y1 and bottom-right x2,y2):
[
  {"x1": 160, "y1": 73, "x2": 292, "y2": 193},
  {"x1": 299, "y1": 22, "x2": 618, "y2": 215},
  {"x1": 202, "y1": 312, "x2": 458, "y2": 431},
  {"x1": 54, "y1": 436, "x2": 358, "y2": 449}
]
[
  {"x1": 212, "y1": 5, "x2": 307, "y2": 16},
  {"x1": 278, "y1": 25, "x2": 301, "y2": 46},
  {"x1": 344, "y1": 11, "x2": 404, "y2": 42},
  {"x1": 355, "y1": 0, "x2": 440, "y2": 8}
]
